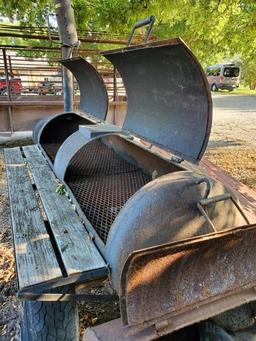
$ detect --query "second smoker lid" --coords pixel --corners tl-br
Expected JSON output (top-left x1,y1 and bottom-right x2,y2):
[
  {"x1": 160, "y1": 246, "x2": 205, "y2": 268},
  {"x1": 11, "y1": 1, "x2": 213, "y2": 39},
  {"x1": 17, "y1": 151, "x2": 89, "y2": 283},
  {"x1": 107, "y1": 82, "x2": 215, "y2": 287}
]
[
  {"x1": 102, "y1": 38, "x2": 212, "y2": 163},
  {"x1": 61, "y1": 57, "x2": 108, "y2": 121}
]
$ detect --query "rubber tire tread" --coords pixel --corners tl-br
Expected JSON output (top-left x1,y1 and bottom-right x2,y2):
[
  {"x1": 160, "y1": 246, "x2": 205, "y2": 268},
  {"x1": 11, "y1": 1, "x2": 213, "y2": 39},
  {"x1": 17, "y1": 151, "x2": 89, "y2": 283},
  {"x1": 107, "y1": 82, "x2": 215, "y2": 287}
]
[{"x1": 21, "y1": 300, "x2": 79, "y2": 341}]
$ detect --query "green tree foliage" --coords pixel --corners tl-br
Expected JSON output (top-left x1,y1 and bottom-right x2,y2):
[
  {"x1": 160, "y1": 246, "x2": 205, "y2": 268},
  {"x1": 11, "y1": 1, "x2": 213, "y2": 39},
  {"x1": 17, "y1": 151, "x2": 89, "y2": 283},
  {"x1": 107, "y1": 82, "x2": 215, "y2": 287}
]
[
  {"x1": 0, "y1": 0, "x2": 255, "y2": 82},
  {"x1": 0, "y1": 0, "x2": 50, "y2": 25},
  {"x1": 71, "y1": 1, "x2": 256, "y2": 65},
  {"x1": 242, "y1": 60, "x2": 256, "y2": 89}
]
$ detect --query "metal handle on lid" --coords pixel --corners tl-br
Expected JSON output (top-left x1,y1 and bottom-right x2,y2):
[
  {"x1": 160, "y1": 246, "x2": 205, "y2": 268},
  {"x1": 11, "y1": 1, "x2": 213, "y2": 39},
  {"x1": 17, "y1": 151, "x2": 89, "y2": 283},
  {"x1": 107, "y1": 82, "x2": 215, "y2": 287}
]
[
  {"x1": 197, "y1": 193, "x2": 250, "y2": 232},
  {"x1": 127, "y1": 15, "x2": 155, "y2": 46}
]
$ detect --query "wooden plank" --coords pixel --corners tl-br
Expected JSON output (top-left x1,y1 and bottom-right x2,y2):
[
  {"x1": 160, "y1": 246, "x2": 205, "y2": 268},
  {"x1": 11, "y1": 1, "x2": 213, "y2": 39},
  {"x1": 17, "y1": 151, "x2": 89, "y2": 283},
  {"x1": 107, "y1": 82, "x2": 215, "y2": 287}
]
[
  {"x1": 4, "y1": 147, "x2": 62, "y2": 291},
  {"x1": 23, "y1": 145, "x2": 107, "y2": 279},
  {"x1": 200, "y1": 158, "x2": 256, "y2": 222}
]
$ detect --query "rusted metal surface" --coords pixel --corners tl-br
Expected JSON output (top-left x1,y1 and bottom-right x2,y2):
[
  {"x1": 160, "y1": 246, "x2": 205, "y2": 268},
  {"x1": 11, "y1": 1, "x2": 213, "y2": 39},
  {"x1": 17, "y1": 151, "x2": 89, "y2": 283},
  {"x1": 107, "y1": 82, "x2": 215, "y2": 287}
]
[
  {"x1": 120, "y1": 224, "x2": 256, "y2": 337},
  {"x1": 106, "y1": 170, "x2": 248, "y2": 293},
  {"x1": 102, "y1": 38, "x2": 212, "y2": 163},
  {"x1": 0, "y1": 100, "x2": 124, "y2": 134}
]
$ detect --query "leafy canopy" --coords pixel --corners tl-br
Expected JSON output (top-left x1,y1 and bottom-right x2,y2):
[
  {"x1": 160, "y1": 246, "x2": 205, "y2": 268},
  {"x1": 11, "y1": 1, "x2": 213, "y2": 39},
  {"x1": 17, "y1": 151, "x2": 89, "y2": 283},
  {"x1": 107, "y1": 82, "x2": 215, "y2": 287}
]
[{"x1": 0, "y1": 0, "x2": 255, "y2": 84}]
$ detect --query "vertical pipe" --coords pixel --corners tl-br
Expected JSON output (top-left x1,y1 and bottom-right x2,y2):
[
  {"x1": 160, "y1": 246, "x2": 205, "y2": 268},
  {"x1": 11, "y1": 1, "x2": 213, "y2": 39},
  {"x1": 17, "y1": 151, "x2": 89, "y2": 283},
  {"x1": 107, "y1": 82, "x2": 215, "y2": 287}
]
[
  {"x1": 113, "y1": 67, "x2": 117, "y2": 102},
  {"x1": 61, "y1": 46, "x2": 73, "y2": 111},
  {"x1": 8, "y1": 55, "x2": 13, "y2": 78},
  {"x1": 54, "y1": 0, "x2": 78, "y2": 112},
  {"x1": 113, "y1": 66, "x2": 117, "y2": 125},
  {"x1": 2, "y1": 49, "x2": 13, "y2": 133}
]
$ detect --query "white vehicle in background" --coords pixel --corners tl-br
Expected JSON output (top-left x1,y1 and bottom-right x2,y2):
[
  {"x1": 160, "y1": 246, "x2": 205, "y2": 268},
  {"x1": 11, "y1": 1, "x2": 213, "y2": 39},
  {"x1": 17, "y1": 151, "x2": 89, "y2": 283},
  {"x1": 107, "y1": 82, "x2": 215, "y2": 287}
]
[{"x1": 206, "y1": 64, "x2": 240, "y2": 91}]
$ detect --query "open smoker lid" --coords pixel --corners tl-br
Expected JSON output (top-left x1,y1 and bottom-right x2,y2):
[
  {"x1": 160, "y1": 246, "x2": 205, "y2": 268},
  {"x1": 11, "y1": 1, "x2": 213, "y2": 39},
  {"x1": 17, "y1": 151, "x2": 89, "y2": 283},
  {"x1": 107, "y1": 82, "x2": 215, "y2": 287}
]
[
  {"x1": 61, "y1": 57, "x2": 108, "y2": 121},
  {"x1": 102, "y1": 38, "x2": 212, "y2": 163}
]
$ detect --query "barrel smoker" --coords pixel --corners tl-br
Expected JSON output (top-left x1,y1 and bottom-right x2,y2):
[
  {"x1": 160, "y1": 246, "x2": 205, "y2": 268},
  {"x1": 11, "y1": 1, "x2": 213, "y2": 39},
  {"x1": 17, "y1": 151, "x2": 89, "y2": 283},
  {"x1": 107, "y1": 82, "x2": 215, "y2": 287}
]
[{"x1": 33, "y1": 32, "x2": 256, "y2": 340}]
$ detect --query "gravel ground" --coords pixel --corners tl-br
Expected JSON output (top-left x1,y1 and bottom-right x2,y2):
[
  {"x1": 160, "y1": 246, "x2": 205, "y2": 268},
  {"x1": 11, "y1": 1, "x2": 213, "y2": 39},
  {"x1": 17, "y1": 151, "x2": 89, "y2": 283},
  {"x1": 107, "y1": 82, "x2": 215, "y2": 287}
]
[
  {"x1": 210, "y1": 94, "x2": 256, "y2": 149},
  {"x1": 206, "y1": 145, "x2": 256, "y2": 191},
  {"x1": 206, "y1": 94, "x2": 256, "y2": 191}
]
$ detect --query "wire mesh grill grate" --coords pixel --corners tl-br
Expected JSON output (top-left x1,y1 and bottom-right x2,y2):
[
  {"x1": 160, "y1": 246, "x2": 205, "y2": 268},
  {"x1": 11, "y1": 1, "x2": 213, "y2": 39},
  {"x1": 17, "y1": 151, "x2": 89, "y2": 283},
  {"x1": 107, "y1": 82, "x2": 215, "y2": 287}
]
[{"x1": 65, "y1": 139, "x2": 151, "y2": 243}]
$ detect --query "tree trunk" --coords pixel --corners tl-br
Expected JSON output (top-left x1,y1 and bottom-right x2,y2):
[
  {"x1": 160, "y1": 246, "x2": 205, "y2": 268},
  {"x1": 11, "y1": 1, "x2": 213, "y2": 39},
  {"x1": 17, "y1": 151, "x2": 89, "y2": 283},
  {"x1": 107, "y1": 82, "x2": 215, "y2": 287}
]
[{"x1": 54, "y1": 0, "x2": 79, "y2": 112}]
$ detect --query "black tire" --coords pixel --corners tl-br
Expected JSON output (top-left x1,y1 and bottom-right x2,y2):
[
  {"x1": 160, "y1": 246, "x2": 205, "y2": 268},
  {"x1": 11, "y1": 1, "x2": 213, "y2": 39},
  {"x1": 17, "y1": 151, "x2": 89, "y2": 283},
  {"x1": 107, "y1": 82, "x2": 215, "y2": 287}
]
[
  {"x1": 21, "y1": 299, "x2": 79, "y2": 341},
  {"x1": 211, "y1": 83, "x2": 218, "y2": 92}
]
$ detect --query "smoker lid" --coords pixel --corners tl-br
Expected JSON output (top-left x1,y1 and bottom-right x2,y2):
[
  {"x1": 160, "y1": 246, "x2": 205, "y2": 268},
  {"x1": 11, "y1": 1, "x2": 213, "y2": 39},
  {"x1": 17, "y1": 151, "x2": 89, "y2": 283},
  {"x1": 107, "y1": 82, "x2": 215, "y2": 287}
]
[
  {"x1": 102, "y1": 38, "x2": 212, "y2": 163},
  {"x1": 61, "y1": 58, "x2": 108, "y2": 121}
]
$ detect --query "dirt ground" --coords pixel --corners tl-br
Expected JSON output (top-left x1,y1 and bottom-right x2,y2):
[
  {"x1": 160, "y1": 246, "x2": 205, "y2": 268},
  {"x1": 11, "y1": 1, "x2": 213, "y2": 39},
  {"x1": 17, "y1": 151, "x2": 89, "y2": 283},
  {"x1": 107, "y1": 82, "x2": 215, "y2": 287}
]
[
  {"x1": 211, "y1": 94, "x2": 256, "y2": 149},
  {"x1": 0, "y1": 94, "x2": 255, "y2": 340},
  {"x1": 0, "y1": 140, "x2": 30, "y2": 341},
  {"x1": 206, "y1": 94, "x2": 256, "y2": 191},
  {"x1": 206, "y1": 145, "x2": 256, "y2": 191}
]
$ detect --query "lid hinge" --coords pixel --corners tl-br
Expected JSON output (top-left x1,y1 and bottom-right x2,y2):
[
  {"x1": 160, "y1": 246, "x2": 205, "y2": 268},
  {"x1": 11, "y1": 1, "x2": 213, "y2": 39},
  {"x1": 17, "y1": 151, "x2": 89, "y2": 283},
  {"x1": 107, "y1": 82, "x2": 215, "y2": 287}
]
[{"x1": 171, "y1": 155, "x2": 184, "y2": 163}]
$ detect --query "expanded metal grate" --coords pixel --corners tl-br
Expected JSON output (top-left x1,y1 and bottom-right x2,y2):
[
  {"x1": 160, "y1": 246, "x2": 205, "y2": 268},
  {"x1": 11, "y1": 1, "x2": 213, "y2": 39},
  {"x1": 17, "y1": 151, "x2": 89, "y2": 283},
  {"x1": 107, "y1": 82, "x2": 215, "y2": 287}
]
[
  {"x1": 65, "y1": 139, "x2": 151, "y2": 243},
  {"x1": 41, "y1": 142, "x2": 62, "y2": 162}
]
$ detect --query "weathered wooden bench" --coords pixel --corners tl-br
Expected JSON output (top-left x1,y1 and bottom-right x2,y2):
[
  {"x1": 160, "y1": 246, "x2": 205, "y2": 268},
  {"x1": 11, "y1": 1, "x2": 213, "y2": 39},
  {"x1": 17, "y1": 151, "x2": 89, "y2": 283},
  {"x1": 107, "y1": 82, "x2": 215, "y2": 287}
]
[{"x1": 5, "y1": 144, "x2": 109, "y2": 340}]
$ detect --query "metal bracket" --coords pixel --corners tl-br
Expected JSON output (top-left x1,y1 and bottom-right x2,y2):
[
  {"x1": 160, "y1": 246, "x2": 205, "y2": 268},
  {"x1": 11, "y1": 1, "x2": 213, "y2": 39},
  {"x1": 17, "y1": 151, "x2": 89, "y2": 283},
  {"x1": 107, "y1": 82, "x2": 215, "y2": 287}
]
[{"x1": 170, "y1": 155, "x2": 184, "y2": 163}]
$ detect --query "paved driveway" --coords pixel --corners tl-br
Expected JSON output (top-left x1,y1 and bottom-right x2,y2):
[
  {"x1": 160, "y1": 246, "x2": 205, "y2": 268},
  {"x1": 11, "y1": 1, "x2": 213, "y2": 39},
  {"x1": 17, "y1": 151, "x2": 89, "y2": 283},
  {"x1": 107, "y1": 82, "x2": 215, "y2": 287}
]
[{"x1": 210, "y1": 94, "x2": 256, "y2": 148}]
